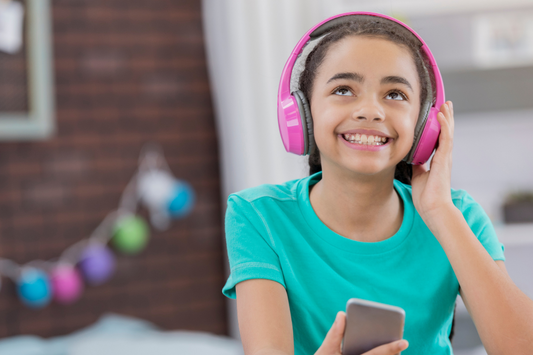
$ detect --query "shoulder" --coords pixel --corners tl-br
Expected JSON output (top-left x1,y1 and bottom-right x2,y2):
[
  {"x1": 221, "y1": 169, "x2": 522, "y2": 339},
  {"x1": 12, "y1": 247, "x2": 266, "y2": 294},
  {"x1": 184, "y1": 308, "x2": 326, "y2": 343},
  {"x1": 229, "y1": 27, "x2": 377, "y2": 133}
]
[
  {"x1": 449, "y1": 188, "x2": 478, "y2": 210},
  {"x1": 228, "y1": 177, "x2": 303, "y2": 206},
  {"x1": 446, "y1": 189, "x2": 490, "y2": 218},
  {"x1": 393, "y1": 179, "x2": 481, "y2": 212},
  {"x1": 224, "y1": 177, "x2": 307, "y2": 246}
]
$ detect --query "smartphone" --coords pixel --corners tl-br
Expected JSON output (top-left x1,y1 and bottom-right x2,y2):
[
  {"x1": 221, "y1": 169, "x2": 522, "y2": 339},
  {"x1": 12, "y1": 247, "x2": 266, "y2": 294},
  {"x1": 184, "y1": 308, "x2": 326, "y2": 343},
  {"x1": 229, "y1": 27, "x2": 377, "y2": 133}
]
[{"x1": 342, "y1": 298, "x2": 406, "y2": 355}]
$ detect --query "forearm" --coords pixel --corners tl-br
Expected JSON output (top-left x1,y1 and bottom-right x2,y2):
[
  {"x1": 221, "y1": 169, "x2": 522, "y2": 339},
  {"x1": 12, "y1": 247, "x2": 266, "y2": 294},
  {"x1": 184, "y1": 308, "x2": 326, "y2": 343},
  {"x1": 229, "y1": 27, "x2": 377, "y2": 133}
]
[
  {"x1": 252, "y1": 349, "x2": 292, "y2": 355},
  {"x1": 424, "y1": 206, "x2": 533, "y2": 354}
]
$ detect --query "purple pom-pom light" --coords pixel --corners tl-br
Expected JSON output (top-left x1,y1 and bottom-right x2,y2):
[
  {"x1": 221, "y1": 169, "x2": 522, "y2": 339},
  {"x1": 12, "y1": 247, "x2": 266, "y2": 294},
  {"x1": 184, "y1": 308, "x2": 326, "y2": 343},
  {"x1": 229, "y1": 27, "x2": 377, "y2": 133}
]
[{"x1": 78, "y1": 243, "x2": 115, "y2": 285}]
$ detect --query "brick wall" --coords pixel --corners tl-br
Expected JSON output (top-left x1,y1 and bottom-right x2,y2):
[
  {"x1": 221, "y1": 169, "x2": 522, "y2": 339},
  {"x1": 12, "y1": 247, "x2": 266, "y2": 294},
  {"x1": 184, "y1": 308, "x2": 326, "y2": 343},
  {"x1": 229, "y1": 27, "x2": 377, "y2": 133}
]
[{"x1": 0, "y1": 0, "x2": 227, "y2": 337}]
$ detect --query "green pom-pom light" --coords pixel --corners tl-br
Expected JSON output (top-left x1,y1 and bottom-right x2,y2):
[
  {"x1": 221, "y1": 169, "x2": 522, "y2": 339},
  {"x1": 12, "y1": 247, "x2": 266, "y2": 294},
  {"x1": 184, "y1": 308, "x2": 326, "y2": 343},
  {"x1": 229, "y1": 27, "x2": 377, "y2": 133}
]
[{"x1": 112, "y1": 215, "x2": 150, "y2": 255}]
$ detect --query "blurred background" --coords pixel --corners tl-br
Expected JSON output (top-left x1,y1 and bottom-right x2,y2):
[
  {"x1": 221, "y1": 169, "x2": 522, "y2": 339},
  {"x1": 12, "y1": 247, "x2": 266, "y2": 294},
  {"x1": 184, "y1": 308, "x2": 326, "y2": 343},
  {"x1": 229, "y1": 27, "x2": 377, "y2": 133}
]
[{"x1": 0, "y1": 0, "x2": 532, "y2": 354}]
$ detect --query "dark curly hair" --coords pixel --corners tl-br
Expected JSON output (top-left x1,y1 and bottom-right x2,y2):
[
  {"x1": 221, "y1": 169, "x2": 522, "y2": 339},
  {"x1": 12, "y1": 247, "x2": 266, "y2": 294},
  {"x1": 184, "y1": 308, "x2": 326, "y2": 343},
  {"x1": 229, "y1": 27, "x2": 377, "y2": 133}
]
[{"x1": 300, "y1": 16, "x2": 436, "y2": 185}]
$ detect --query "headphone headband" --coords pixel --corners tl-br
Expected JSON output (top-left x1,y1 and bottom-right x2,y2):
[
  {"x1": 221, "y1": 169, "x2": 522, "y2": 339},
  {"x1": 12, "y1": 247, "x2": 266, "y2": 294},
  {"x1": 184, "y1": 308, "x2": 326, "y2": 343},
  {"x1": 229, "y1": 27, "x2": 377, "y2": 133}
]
[{"x1": 277, "y1": 12, "x2": 445, "y2": 165}]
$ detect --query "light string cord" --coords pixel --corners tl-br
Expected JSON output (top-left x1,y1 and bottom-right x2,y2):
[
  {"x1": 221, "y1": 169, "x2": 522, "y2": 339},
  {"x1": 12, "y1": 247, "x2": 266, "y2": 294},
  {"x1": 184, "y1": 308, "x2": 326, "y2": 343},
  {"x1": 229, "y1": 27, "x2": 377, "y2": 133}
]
[
  {"x1": 0, "y1": 142, "x2": 168, "y2": 283},
  {"x1": 0, "y1": 258, "x2": 21, "y2": 280},
  {"x1": 139, "y1": 142, "x2": 172, "y2": 174}
]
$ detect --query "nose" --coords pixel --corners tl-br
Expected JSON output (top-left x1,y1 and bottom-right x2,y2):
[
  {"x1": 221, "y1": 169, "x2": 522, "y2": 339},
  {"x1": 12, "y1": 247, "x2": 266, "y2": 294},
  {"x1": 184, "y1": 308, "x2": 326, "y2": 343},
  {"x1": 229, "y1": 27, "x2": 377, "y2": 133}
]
[{"x1": 352, "y1": 94, "x2": 385, "y2": 122}]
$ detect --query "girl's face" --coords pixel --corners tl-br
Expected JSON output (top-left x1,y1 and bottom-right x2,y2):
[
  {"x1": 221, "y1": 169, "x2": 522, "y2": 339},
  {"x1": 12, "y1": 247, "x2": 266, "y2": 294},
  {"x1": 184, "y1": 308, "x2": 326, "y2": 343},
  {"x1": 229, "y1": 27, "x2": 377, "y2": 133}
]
[{"x1": 310, "y1": 35, "x2": 421, "y2": 177}]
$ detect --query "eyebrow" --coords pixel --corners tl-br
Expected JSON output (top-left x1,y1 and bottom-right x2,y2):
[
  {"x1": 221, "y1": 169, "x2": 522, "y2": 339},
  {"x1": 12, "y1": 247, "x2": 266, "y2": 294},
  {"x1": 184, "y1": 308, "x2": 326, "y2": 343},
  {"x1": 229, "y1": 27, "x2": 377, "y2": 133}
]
[
  {"x1": 326, "y1": 72, "x2": 413, "y2": 92},
  {"x1": 327, "y1": 72, "x2": 363, "y2": 84},
  {"x1": 381, "y1": 75, "x2": 413, "y2": 92}
]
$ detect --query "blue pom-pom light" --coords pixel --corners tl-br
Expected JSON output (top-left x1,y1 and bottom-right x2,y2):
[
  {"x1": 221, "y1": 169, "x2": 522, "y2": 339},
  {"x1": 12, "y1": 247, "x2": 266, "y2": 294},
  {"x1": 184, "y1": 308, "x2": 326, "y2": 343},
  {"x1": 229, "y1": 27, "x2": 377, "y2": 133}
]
[
  {"x1": 137, "y1": 170, "x2": 195, "y2": 229},
  {"x1": 168, "y1": 180, "x2": 195, "y2": 218},
  {"x1": 17, "y1": 268, "x2": 52, "y2": 308},
  {"x1": 0, "y1": 144, "x2": 197, "y2": 309}
]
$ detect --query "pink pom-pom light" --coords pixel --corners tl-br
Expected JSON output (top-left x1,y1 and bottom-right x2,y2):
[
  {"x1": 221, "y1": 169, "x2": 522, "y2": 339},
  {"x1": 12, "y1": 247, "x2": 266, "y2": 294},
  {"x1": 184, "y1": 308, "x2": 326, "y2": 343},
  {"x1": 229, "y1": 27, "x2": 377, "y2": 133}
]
[{"x1": 50, "y1": 264, "x2": 84, "y2": 304}]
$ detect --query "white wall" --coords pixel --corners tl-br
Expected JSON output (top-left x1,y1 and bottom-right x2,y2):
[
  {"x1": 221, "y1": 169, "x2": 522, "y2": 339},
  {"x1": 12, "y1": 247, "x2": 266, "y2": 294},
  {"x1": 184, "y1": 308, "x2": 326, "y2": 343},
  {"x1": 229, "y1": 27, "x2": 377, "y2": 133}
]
[
  {"x1": 452, "y1": 109, "x2": 533, "y2": 224},
  {"x1": 324, "y1": 0, "x2": 533, "y2": 17}
]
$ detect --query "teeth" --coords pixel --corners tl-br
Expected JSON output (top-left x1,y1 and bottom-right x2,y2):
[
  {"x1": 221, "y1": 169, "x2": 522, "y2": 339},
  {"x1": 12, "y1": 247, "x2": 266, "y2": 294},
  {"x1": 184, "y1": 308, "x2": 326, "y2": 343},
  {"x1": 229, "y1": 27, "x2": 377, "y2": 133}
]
[{"x1": 342, "y1": 134, "x2": 388, "y2": 146}]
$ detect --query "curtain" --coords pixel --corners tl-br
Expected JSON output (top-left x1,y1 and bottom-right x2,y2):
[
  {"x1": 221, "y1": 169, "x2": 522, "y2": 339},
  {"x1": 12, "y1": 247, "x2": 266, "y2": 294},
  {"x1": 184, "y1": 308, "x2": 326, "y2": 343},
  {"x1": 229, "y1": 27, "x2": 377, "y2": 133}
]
[{"x1": 202, "y1": 0, "x2": 330, "y2": 339}]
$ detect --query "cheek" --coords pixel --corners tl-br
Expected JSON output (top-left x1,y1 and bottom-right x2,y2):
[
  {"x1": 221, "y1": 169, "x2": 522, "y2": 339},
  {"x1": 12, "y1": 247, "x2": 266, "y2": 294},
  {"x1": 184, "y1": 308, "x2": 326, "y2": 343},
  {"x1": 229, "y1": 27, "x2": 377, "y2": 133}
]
[
  {"x1": 403, "y1": 120, "x2": 416, "y2": 138},
  {"x1": 311, "y1": 106, "x2": 342, "y2": 146},
  {"x1": 397, "y1": 116, "x2": 418, "y2": 150},
  {"x1": 311, "y1": 119, "x2": 330, "y2": 151}
]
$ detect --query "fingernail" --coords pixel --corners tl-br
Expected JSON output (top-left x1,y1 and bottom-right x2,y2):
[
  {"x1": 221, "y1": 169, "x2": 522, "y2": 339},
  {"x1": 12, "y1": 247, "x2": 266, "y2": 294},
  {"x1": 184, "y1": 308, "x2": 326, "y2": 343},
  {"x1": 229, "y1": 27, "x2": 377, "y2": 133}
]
[
  {"x1": 397, "y1": 340, "x2": 408, "y2": 349},
  {"x1": 334, "y1": 312, "x2": 342, "y2": 328}
]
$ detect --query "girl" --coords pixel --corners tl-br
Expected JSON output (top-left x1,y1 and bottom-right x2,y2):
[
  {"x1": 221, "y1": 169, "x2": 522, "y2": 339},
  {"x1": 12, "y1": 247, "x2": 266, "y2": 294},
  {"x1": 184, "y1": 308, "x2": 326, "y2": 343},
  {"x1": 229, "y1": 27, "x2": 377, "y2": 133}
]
[{"x1": 222, "y1": 12, "x2": 533, "y2": 355}]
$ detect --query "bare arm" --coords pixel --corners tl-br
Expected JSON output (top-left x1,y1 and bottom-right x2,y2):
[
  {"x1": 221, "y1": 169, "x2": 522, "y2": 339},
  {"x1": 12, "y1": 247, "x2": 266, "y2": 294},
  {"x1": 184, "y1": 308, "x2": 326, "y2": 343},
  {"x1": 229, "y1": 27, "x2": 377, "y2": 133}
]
[
  {"x1": 236, "y1": 279, "x2": 294, "y2": 355},
  {"x1": 236, "y1": 279, "x2": 410, "y2": 355},
  {"x1": 426, "y1": 206, "x2": 533, "y2": 354},
  {"x1": 411, "y1": 100, "x2": 533, "y2": 352}
]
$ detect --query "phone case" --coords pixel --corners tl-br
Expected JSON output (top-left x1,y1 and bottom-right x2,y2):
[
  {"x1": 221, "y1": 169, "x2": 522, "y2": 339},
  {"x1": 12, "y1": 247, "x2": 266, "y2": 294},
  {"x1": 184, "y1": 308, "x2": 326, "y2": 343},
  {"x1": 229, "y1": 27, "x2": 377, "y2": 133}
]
[{"x1": 342, "y1": 298, "x2": 405, "y2": 355}]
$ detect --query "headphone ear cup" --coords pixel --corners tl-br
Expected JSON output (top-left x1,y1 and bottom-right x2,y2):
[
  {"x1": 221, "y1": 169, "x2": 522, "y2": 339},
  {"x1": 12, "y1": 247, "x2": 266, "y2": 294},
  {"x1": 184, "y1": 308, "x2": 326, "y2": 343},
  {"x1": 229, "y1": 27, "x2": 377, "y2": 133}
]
[
  {"x1": 403, "y1": 99, "x2": 433, "y2": 164},
  {"x1": 293, "y1": 90, "x2": 315, "y2": 156},
  {"x1": 409, "y1": 107, "x2": 441, "y2": 165}
]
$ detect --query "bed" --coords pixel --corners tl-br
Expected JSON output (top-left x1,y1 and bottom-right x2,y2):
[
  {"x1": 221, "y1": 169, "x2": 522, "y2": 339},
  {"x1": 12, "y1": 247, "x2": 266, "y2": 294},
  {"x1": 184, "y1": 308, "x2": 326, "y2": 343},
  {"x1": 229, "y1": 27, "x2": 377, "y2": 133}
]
[{"x1": 0, "y1": 313, "x2": 244, "y2": 355}]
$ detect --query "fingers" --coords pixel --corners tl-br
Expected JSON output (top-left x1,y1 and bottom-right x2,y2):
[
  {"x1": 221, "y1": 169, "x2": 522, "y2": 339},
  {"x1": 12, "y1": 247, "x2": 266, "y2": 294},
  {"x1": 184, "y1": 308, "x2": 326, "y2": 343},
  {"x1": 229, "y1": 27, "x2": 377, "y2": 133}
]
[
  {"x1": 436, "y1": 101, "x2": 454, "y2": 160},
  {"x1": 361, "y1": 339, "x2": 409, "y2": 355},
  {"x1": 315, "y1": 311, "x2": 345, "y2": 355},
  {"x1": 439, "y1": 101, "x2": 455, "y2": 141},
  {"x1": 315, "y1": 314, "x2": 407, "y2": 355}
]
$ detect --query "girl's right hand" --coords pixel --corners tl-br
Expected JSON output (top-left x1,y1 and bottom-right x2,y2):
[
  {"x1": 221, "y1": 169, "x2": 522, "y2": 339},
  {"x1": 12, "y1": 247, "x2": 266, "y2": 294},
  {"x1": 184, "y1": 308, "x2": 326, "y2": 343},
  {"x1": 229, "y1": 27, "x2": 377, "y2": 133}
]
[{"x1": 314, "y1": 311, "x2": 409, "y2": 355}]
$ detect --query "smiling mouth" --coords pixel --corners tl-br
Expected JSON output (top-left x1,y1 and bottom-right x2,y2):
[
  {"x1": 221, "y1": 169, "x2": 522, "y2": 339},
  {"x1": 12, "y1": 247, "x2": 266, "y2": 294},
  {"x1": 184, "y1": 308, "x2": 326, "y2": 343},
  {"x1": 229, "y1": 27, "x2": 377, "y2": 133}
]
[{"x1": 341, "y1": 133, "x2": 389, "y2": 146}]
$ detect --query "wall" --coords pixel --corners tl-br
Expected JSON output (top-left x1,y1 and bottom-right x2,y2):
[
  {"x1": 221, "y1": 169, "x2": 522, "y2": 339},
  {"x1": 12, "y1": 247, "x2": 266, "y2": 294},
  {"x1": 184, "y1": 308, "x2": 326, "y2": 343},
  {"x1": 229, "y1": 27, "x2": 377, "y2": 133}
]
[
  {"x1": 452, "y1": 109, "x2": 533, "y2": 223},
  {"x1": 0, "y1": 0, "x2": 227, "y2": 337}
]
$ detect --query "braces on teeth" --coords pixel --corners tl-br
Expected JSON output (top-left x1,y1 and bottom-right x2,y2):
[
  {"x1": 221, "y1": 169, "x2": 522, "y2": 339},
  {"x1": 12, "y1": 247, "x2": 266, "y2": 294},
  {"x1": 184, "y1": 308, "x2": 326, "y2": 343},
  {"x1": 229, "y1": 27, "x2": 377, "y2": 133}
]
[{"x1": 342, "y1": 134, "x2": 388, "y2": 146}]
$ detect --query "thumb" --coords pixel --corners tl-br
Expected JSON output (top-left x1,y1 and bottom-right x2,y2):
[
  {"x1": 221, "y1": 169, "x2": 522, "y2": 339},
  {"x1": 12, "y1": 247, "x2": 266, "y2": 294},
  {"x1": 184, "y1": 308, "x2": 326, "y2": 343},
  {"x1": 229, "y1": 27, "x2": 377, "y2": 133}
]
[
  {"x1": 316, "y1": 312, "x2": 345, "y2": 354},
  {"x1": 362, "y1": 339, "x2": 409, "y2": 355}
]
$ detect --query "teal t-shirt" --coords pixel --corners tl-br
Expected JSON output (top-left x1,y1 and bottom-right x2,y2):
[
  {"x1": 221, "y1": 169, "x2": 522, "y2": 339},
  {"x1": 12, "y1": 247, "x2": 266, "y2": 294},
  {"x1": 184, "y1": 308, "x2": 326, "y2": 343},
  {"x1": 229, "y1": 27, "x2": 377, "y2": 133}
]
[{"x1": 222, "y1": 171, "x2": 505, "y2": 355}]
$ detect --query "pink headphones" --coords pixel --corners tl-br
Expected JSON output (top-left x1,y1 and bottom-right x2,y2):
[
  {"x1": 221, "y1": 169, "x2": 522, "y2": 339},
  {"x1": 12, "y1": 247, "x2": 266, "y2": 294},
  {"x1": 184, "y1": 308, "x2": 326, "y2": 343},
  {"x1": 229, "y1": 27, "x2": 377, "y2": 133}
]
[{"x1": 277, "y1": 12, "x2": 445, "y2": 165}]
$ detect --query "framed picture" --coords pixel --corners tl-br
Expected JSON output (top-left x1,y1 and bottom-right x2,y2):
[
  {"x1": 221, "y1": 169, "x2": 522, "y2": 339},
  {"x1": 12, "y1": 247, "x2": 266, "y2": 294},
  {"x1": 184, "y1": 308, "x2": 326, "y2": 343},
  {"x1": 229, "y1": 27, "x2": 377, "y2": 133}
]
[
  {"x1": 0, "y1": 0, "x2": 54, "y2": 140},
  {"x1": 473, "y1": 10, "x2": 533, "y2": 69}
]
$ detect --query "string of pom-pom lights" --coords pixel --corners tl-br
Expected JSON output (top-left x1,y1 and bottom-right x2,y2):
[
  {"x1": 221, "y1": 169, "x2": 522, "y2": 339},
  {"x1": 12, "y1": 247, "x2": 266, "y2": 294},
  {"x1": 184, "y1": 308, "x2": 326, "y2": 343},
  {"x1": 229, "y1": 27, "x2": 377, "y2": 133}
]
[{"x1": 0, "y1": 143, "x2": 195, "y2": 308}]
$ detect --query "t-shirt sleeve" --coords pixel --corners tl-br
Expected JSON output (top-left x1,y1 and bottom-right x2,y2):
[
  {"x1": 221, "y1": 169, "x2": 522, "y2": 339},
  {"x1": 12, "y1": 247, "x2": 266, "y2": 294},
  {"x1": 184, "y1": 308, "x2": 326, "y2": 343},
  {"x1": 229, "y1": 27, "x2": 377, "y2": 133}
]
[
  {"x1": 222, "y1": 194, "x2": 286, "y2": 299},
  {"x1": 454, "y1": 190, "x2": 505, "y2": 262}
]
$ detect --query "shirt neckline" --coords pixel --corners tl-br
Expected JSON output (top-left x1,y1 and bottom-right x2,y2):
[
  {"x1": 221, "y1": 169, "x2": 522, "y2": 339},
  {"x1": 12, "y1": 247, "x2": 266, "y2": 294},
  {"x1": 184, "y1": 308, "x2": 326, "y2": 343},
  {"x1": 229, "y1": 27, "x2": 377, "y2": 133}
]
[{"x1": 298, "y1": 171, "x2": 414, "y2": 255}]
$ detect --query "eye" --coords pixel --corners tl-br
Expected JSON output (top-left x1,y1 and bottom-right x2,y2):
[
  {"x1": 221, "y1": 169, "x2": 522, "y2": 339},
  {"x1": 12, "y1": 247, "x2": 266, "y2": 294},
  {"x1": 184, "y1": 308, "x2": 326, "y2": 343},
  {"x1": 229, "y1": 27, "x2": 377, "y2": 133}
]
[
  {"x1": 385, "y1": 90, "x2": 407, "y2": 101},
  {"x1": 333, "y1": 86, "x2": 353, "y2": 96}
]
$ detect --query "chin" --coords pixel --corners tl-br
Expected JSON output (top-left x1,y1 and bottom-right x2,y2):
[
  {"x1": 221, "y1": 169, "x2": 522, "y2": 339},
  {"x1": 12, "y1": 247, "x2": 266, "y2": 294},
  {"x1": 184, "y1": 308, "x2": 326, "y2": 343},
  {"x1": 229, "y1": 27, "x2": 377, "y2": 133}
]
[{"x1": 342, "y1": 160, "x2": 390, "y2": 177}]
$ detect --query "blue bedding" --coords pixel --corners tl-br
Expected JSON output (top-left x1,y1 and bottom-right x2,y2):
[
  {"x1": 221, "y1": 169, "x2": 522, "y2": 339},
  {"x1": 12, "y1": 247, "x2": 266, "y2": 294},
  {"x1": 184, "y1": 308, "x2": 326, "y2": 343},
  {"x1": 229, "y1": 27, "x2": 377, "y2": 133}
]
[{"x1": 0, "y1": 313, "x2": 244, "y2": 355}]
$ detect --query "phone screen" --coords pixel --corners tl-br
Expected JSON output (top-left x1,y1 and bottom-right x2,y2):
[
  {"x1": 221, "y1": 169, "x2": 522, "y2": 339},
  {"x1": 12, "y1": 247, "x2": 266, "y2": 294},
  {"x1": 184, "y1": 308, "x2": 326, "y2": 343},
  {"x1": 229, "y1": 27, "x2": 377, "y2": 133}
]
[{"x1": 342, "y1": 298, "x2": 405, "y2": 355}]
